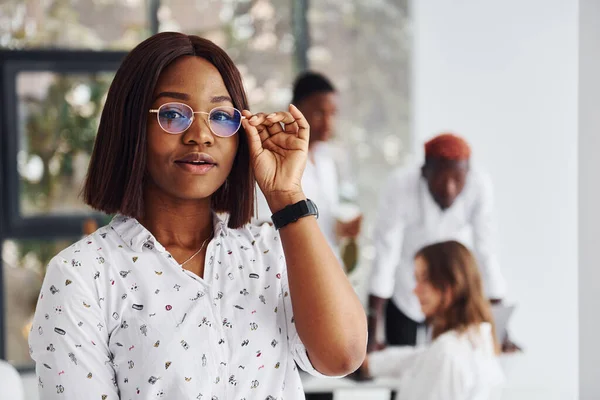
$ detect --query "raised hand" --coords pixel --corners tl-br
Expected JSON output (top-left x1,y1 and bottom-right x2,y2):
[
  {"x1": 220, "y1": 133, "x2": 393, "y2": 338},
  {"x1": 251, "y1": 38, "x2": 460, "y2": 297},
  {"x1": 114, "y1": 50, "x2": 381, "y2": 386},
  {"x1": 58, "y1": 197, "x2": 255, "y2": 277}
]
[{"x1": 242, "y1": 104, "x2": 310, "y2": 211}]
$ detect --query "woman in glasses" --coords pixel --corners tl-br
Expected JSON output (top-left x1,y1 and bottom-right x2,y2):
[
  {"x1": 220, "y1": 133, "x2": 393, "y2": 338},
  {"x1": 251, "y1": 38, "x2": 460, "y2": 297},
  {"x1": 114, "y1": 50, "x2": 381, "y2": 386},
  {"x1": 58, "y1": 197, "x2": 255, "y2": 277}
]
[
  {"x1": 356, "y1": 241, "x2": 504, "y2": 399},
  {"x1": 28, "y1": 32, "x2": 367, "y2": 400}
]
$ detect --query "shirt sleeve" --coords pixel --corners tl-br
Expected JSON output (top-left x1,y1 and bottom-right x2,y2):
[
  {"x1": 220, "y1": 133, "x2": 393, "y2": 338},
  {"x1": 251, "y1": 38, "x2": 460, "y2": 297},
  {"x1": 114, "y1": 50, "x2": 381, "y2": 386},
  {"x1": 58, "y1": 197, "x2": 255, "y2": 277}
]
[
  {"x1": 470, "y1": 172, "x2": 507, "y2": 299},
  {"x1": 369, "y1": 171, "x2": 406, "y2": 298},
  {"x1": 368, "y1": 346, "x2": 425, "y2": 378},
  {"x1": 28, "y1": 255, "x2": 119, "y2": 399}
]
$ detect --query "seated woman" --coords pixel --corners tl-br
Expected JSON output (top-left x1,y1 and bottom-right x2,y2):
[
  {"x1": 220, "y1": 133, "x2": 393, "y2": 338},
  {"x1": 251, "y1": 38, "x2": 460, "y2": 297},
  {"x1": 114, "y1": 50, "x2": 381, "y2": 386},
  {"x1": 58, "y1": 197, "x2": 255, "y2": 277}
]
[{"x1": 358, "y1": 240, "x2": 504, "y2": 400}]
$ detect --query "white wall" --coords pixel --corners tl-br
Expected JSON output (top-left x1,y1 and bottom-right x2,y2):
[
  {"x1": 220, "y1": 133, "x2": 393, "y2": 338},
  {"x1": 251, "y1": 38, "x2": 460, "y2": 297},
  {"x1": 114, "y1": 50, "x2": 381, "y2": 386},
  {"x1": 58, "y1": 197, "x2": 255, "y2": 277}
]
[
  {"x1": 579, "y1": 1, "x2": 600, "y2": 399},
  {"x1": 412, "y1": 1, "x2": 578, "y2": 399}
]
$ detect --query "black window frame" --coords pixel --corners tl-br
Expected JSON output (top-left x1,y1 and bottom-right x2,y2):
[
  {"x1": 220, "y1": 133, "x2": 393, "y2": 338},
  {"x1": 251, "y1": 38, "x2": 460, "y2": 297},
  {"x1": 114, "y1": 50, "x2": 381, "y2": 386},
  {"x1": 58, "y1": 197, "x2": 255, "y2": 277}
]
[{"x1": 0, "y1": 50, "x2": 127, "y2": 239}]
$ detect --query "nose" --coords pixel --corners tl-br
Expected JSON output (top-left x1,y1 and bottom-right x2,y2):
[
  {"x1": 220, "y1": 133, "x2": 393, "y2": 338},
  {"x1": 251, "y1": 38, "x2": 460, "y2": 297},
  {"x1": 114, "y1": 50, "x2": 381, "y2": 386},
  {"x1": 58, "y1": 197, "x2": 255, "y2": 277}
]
[
  {"x1": 181, "y1": 113, "x2": 214, "y2": 146},
  {"x1": 322, "y1": 114, "x2": 336, "y2": 136},
  {"x1": 444, "y1": 178, "x2": 458, "y2": 198}
]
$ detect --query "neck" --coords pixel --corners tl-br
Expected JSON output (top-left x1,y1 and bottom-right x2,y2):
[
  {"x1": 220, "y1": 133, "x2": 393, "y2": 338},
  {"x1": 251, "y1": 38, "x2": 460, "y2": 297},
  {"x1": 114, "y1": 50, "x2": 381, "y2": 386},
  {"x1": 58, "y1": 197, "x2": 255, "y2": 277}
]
[
  {"x1": 307, "y1": 143, "x2": 317, "y2": 164},
  {"x1": 308, "y1": 138, "x2": 324, "y2": 150},
  {"x1": 429, "y1": 307, "x2": 451, "y2": 339},
  {"x1": 139, "y1": 182, "x2": 214, "y2": 250}
]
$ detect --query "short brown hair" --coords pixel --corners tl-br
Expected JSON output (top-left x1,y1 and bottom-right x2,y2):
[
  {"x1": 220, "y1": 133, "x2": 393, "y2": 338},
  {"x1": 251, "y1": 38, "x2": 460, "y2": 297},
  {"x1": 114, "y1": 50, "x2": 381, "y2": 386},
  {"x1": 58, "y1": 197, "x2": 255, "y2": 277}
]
[
  {"x1": 415, "y1": 241, "x2": 498, "y2": 350},
  {"x1": 83, "y1": 32, "x2": 254, "y2": 228}
]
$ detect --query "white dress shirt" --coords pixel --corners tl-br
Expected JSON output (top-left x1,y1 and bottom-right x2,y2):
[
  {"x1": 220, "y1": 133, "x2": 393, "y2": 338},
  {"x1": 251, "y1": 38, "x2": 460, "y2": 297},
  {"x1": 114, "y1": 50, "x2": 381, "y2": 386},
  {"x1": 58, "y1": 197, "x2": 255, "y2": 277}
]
[
  {"x1": 369, "y1": 323, "x2": 504, "y2": 400},
  {"x1": 29, "y1": 214, "x2": 327, "y2": 400},
  {"x1": 370, "y1": 166, "x2": 507, "y2": 322},
  {"x1": 254, "y1": 142, "x2": 341, "y2": 254}
]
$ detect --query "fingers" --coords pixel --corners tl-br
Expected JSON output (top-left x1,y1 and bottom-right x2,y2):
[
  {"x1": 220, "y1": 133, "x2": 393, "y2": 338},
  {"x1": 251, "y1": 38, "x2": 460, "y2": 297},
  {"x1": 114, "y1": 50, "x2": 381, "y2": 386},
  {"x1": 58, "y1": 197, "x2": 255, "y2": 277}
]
[
  {"x1": 289, "y1": 104, "x2": 310, "y2": 142},
  {"x1": 246, "y1": 112, "x2": 271, "y2": 142},
  {"x1": 245, "y1": 105, "x2": 309, "y2": 142},
  {"x1": 246, "y1": 112, "x2": 284, "y2": 138},
  {"x1": 265, "y1": 111, "x2": 299, "y2": 135},
  {"x1": 336, "y1": 216, "x2": 363, "y2": 238},
  {"x1": 241, "y1": 110, "x2": 263, "y2": 158}
]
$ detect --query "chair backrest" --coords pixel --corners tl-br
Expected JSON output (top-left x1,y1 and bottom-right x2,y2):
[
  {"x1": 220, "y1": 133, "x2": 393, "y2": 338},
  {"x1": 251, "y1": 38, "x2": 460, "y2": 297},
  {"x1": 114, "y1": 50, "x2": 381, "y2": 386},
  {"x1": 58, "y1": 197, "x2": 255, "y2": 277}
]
[
  {"x1": 0, "y1": 360, "x2": 25, "y2": 400},
  {"x1": 491, "y1": 304, "x2": 516, "y2": 344}
]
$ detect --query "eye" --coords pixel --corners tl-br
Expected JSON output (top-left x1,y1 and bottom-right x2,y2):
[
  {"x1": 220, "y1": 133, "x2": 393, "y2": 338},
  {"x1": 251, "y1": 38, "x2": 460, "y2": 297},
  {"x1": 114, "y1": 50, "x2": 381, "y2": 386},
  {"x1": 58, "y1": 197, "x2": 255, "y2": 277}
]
[
  {"x1": 160, "y1": 110, "x2": 185, "y2": 120},
  {"x1": 211, "y1": 110, "x2": 235, "y2": 122}
]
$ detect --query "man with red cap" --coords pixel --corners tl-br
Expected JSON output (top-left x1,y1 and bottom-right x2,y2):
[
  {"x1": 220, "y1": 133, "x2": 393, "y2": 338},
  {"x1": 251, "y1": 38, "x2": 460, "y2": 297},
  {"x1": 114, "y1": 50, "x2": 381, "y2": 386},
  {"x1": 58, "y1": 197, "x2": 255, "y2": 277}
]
[{"x1": 367, "y1": 133, "x2": 507, "y2": 349}]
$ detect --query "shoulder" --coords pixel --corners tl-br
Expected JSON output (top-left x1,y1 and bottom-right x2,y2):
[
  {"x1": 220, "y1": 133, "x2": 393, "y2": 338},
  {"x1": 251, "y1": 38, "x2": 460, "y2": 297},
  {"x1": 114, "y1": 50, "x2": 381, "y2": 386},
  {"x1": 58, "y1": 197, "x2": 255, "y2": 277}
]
[
  {"x1": 430, "y1": 329, "x2": 468, "y2": 353},
  {"x1": 425, "y1": 330, "x2": 473, "y2": 371},
  {"x1": 59, "y1": 225, "x2": 119, "y2": 260},
  {"x1": 428, "y1": 326, "x2": 495, "y2": 365},
  {"x1": 45, "y1": 225, "x2": 121, "y2": 282},
  {"x1": 467, "y1": 167, "x2": 494, "y2": 196},
  {"x1": 383, "y1": 165, "x2": 421, "y2": 194},
  {"x1": 223, "y1": 222, "x2": 284, "y2": 257}
]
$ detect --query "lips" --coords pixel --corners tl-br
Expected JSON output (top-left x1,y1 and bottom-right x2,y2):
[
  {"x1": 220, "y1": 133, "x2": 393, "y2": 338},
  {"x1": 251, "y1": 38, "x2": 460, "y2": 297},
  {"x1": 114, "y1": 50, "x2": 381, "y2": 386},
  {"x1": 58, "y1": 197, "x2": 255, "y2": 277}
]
[
  {"x1": 174, "y1": 153, "x2": 217, "y2": 174},
  {"x1": 175, "y1": 152, "x2": 216, "y2": 165}
]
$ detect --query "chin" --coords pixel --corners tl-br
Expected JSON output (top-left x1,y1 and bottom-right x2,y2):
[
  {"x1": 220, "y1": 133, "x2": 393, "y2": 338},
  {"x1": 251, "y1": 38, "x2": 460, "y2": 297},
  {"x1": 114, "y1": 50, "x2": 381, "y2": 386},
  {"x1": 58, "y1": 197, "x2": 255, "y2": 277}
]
[
  {"x1": 180, "y1": 190, "x2": 217, "y2": 201},
  {"x1": 159, "y1": 185, "x2": 215, "y2": 201},
  {"x1": 439, "y1": 199, "x2": 455, "y2": 209}
]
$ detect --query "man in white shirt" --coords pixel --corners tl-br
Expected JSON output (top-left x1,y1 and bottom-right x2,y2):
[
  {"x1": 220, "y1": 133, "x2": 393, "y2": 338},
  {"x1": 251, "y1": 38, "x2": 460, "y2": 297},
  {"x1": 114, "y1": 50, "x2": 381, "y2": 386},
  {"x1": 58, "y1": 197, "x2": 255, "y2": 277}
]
[
  {"x1": 367, "y1": 133, "x2": 507, "y2": 350},
  {"x1": 254, "y1": 72, "x2": 361, "y2": 258}
]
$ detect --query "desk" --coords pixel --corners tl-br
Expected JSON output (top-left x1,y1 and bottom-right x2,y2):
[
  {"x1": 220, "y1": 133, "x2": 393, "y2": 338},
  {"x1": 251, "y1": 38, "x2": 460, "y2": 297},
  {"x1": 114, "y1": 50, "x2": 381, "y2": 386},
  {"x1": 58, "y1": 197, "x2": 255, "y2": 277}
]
[
  {"x1": 301, "y1": 353, "x2": 523, "y2": 400},
  {"x1": 301, "y1": 372, "x2": 399, "y2": 400}
]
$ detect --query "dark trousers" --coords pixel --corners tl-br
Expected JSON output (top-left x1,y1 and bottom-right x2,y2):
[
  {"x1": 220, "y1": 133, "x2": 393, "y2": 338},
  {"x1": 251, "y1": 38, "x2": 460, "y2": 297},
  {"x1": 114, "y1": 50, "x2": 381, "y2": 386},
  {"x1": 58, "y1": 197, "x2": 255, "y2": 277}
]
[
  {"x1": 385, "y1": 300, "x2": 423, "y2": 347},
  {"x1": 305, "y1": 395, "x2": 333, "y2": 400}
]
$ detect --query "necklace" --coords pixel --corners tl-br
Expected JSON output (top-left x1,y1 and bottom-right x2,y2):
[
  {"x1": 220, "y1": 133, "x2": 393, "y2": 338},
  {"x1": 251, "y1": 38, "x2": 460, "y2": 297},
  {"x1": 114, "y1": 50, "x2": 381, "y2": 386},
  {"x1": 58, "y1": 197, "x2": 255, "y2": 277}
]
[{"x1": 179, "y1": 236, "x2": 211, "y2": 267}]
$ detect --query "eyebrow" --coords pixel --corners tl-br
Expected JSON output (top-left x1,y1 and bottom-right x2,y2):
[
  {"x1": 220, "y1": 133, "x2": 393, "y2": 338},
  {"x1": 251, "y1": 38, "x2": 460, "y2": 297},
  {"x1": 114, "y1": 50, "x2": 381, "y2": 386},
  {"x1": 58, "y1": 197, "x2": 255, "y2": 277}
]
[
  {"x1": 210, "y1": 95, "x2": 233, "y2": 104},
  {"x1": 154, "y1": 92, "x2": 233, "y2": 104},
  {"x1": 155, "y1": 91, "x2": 189, "y2": 101}
]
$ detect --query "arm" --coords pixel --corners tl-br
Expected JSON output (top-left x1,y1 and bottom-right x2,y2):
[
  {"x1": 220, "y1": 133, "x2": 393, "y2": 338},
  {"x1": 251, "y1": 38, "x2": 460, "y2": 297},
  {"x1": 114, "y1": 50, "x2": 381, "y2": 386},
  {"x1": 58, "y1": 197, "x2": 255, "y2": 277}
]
[
  {"x1": 367, "y1": 295, "x2": 388, "y2": 352},
  {"x1": 268, "y1": 189, "x2": 367, "y2": 376},
  {"x1": 242, "y1": 106, "x2": 367, "y2": 376},
  {"x1": 28, "y1": 256, "x2": 118, "y2": 399},
  {"x1": 367, "y1": 172, "x2": 406, "y2": 351},
  {"x1": 471, "y1": 172, "x2": 507, "y2": 301},
  {"x1": 367, "y1": 345, "x2": 425, "y2": 378}
]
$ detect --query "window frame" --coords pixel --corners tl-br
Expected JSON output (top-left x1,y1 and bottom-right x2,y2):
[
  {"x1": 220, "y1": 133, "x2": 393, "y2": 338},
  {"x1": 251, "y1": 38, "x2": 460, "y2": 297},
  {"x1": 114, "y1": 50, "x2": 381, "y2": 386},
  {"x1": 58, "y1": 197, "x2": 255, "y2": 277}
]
[{"x1": 0, "y1": 50, "x2": 127, "y2": 239}]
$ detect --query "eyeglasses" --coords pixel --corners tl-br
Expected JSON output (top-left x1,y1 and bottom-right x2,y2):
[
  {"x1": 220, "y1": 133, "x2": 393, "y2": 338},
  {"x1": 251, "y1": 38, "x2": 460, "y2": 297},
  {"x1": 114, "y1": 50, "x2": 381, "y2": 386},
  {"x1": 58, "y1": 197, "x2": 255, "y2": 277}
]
[{"x1": 149, "y1": 102, "x2": 243, "y2": 137}]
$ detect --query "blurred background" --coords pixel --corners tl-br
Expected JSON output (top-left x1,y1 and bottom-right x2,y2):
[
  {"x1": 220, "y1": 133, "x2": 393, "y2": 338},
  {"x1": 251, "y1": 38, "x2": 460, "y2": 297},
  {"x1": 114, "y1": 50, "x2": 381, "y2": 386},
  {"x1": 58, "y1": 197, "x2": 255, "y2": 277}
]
[{"x1": 1, "y1": 0, "x2": 598, "y2": 399}]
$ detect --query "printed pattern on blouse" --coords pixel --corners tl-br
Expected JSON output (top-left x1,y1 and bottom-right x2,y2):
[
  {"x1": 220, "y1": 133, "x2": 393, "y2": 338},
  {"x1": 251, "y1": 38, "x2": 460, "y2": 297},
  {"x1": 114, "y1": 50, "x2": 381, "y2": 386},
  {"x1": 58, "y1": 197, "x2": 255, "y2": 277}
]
[{"x1": 29, "y1": 214, "x2": 326, "y2": 400}]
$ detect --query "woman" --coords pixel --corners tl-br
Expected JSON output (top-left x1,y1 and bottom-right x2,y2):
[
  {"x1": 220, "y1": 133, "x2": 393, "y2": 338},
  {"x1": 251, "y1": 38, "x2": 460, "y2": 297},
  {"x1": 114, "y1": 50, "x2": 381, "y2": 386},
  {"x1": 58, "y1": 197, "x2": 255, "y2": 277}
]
[
  {"x1": 358, "y1": 241, "x2": 504, "y2": 400},
  {"x1": 28, "y1": 32, "x2": 367, "y2": 399}
]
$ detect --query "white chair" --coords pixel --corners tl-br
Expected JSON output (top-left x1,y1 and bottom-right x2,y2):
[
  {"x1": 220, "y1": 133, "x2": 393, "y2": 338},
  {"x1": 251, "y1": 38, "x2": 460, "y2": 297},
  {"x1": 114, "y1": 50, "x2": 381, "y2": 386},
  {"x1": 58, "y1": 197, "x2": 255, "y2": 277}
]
[{"x1": 0, "y1": 360, "x2": 25, "y2": 400}]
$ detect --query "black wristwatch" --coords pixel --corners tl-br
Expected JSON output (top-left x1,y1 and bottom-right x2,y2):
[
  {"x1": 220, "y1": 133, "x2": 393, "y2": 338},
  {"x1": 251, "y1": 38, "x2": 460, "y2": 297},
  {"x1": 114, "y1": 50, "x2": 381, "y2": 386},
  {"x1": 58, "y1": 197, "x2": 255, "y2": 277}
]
[{"x1": 271, "y1": 199, "x2": 319, "y2": 230}]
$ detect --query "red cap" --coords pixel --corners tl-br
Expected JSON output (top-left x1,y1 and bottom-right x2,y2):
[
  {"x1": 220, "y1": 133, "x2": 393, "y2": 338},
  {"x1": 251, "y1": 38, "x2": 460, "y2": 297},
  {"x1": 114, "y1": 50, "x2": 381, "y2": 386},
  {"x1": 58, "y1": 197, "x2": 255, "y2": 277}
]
[{"x1": 424, "y1": 133, "x2": 471, "y2": 161}]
